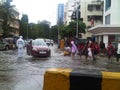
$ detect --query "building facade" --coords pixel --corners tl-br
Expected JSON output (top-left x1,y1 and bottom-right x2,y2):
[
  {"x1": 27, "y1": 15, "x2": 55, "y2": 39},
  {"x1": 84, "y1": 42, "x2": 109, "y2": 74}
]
[
  {"x1": 57, "y1": 4, "x2": 64, "y2": 25},
  {"x1": 64, "y1": 0, "x2": 103, "y2": 39},
  {"x1": 80, "y1": 0, "x2": 103, "y2": 39},
  {"x1": 0, "y1": 1, "x2": 20, "y2": 37},
  {"x1": 88, "y1": 0, "x2": 120, "y2": 47},
  {"x1": 9, "y1": 8, "x2": 20, "y2": 36},
  {"x1": 64, "y1": 0, "x2": 79, "y2": 25}
]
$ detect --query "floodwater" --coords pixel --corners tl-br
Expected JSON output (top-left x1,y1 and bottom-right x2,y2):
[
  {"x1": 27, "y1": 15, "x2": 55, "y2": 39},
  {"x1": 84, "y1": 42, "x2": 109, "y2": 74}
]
[{"x1": 0, "y1": 44, "x2": 120, "y2": 90}]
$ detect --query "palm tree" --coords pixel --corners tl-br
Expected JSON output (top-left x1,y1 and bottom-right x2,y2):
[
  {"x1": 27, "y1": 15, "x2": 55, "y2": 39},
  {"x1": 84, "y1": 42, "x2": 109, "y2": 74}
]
[{"x1": 0, "y1": 0, "x2": 16, "y2": 37}]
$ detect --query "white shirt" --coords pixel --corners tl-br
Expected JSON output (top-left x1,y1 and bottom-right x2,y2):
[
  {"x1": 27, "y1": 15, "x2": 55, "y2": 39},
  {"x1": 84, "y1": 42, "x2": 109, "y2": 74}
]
[
  {"x1": 117, "y1": 43, "x2": 120, "y2": 54},
  {"x1": 16, "y1": 38, "x2": 25, "y2": 48}
]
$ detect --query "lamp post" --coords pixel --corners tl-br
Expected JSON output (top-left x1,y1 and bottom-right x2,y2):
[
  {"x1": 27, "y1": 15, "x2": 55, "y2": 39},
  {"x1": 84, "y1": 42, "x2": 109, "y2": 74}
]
[
  {"x1": 76, "y1": 6, "x2": 78, "y2": 38},
  {"x1": 58, "y1": 25, "x2": 60, "y2": 48},
  {"x1": 26, "y1": 23, "x2": 28, "y2": 40},
  {"x1": 75, "y1": 0, "x2": 80, "y2": 38}
]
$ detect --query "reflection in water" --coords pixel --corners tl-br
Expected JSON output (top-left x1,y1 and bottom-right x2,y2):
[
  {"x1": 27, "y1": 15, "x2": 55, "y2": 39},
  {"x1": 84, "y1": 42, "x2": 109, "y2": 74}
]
[
  {"x1": 0, "y1": 75, "x2": 14, "y2": 82},
  {"x1": 15, "y1": 76, "x2": 43, "y2": 90}
]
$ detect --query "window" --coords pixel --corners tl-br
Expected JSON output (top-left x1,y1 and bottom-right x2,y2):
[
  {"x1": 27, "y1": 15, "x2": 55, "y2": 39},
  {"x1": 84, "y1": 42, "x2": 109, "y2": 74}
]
[
  {"x1": 96, "y1": 5, "x2": 101, "y2": 11},
  {"x1": 87, "y1": 16, "x2": 91, "y2": 21},
  {"x1": 105, "y1": 0, "x2": 111, "y2": 11},
  {"x1": 88, "y1": 5, "x2": 93, "y2": 11},
  {"x1": 105, "y1": 14, "x2": 110, "y2": 24}
]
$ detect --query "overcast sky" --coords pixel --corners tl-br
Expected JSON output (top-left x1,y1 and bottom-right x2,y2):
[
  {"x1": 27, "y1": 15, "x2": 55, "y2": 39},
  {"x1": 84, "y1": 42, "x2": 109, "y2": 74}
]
[{"x1": 11, "y1": 0, "x2": 68, "y2": 25}]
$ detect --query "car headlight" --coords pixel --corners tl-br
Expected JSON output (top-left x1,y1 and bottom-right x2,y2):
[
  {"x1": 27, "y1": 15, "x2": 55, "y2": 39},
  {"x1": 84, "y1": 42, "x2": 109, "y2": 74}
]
[{"x1": 32, "y1": 48, "x2": 37, "y2": 51}]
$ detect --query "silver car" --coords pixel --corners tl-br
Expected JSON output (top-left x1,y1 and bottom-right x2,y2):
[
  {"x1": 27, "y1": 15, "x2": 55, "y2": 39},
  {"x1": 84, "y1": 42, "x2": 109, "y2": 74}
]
[{"x1": 0, "y1": 39, "x2": 9, "y2": 50}]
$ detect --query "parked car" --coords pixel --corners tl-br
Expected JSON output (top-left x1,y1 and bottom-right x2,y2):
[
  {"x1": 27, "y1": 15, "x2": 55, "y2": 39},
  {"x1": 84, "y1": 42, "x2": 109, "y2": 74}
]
[
  {"x1": 44, "y1": 39, "x2": 54, "y2": 46},
  {"x1": 26, "y1": 39, "x2": 51, "y2": 57},
  {"x1": 0, "y1": 39, "x2": 10, "y2": 50},
  {"x1": 50, "y1": 39, "x2": 54, "y2": 46},
  {"x1": 4, "y1": 38, "x2": 16, "y2": 49},
  {"x1": 44, "y1": 39, "x2": 51, "y2": 46}
]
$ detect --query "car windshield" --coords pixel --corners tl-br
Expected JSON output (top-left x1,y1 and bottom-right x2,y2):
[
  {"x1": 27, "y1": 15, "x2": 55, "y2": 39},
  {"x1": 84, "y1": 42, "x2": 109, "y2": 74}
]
[{"x1": 32, "y1": 40, "x2": 47, "y2": 46}]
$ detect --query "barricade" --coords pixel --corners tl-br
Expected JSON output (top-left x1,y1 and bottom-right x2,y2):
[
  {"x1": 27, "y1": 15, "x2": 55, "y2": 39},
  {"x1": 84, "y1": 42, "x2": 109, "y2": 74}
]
[{"x1": 43, "y1": 68, "x2": 120, "y2": 90}]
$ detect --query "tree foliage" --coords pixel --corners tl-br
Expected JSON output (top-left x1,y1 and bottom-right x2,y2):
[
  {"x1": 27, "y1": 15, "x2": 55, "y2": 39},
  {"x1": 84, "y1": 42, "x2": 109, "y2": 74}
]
[
  {"x1": 21, "y1": 20, "x2": 51, "y2": 39},
  {"x1": 60, "y1": 21, "x2": 86, "y2": 38},
  {"x1": 39, "y1": 20, "x2": 50, "y2": 38},
  {"x1": 49, "y1": 25, "x2": 58, "y2": 43},
  {"x1": 0, "y1": 0, "x2": 16, "y2": 37},
  {"x1": 19, "y1": 14, "x2": 28, "y2": 39}
]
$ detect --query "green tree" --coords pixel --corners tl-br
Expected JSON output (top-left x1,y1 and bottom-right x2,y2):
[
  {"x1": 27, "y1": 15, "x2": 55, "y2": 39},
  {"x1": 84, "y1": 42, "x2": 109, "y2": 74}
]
[
  {"x1": 39, "y1": 20, "x2": 50, "y2": 38},
  {"x1": 60, "y1": 21, "x2": 86, "y2": 38},
  {"x1": 26, "y1": 23, "x2": 41, "y2": 39},
  {"x1": 19, "y1": 14, "x2": 28, "y2": 39},
  {"x1": 0, "y1": 0, "x2": 16, "y2": 37},
  {"x1": 49, "y1": 25, "x2": 58, "y2": 43}
]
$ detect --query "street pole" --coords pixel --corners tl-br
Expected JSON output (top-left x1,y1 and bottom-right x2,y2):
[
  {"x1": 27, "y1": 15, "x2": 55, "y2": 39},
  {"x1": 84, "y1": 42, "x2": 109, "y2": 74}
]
[
  {"x1": 76, "y1": 0, "x2": 79, "y2": 38},
  {"x1": 58, "y1": 25, "x2": 60, "y2": 48},
  {"x1": 26, "y1": 23, "x2": 28, "y2": 40},
  {"x1": 76, "y1": 7, "x2": 78, "y2": 38}
]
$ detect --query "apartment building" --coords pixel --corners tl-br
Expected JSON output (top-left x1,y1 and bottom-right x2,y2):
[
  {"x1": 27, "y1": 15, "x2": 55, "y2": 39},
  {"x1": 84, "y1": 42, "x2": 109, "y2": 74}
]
[
  {"x1": 88, "y1": 0, "x2": 120, "y2": 47},
  {"x1": 64, "y1": 0, "x2": 103, "y2": 39},
  {"x1": 0, "y1": 1, "x2": 20, "y2": 37},
  {"x1": 64, "y1": 0, "x2": 80, "y2": 25},
  {"x1": 80, "y1": 0, "x2": 103, "y2": 38},
  {"x1": 9, "y1": 8, "x2": 20, "y2": 36}
]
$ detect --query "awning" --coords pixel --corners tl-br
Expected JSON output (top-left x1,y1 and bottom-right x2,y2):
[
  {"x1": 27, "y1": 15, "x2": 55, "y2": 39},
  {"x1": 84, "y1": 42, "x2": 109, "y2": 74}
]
[{"x1": 88, "y1": 25, "x2": 120, "y2": 35}]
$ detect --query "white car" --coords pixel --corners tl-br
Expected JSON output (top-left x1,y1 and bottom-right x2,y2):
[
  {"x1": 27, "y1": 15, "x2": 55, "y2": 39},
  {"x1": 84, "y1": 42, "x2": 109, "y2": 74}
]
[
  {"x1": 44, "y1": 39, "x2": 54, "y2": 46},
  {"x1": 50, "y1": 39, "x2": 54, "y2": 45},
  {"x1": 44, "y1": 39, "x2": 51, "y2": 46}
]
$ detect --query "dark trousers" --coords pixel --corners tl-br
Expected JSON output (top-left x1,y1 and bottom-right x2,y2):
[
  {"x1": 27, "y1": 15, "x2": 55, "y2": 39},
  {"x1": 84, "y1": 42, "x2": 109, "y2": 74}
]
[{"x1": 116, "y1": 54, "x2": 120, "y2": 62}]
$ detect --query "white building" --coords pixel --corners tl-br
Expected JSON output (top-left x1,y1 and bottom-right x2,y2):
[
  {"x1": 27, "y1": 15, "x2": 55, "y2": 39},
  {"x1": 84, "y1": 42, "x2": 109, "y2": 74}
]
[
  {"x1": 80, "y1": 0, "x2": 103, "y2": 39},
  {"x1": 88, "y1": 0, "x2": 120, "y2": 47},
  {"x1": 64, "y1": 0, "x2": 80, "y2": 25},
  {"x1": 64, "y1": 0, "x2": 103, "y2": 39}
]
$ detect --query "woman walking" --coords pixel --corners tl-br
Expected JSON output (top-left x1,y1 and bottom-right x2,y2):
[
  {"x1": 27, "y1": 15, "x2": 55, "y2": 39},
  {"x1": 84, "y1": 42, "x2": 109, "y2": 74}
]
[
  {"x1": 71, "y1": 40, "x2": 78, "y2": 59},
  {"x1": 107, "y1": 41, "x2": 114, "y2": 62}
]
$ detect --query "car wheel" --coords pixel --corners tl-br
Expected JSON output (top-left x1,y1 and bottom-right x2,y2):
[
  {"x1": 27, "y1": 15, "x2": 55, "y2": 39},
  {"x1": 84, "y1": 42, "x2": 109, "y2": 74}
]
[{"x1": 5, "y1": 46, "x2": 9, "y2": 50}]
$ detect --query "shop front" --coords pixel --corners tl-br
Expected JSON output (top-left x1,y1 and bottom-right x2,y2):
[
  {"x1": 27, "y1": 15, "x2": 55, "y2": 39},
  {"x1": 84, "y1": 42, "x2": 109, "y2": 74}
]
[{"x1": 88, "y1": 25, "x2": 120, "y2": 48}]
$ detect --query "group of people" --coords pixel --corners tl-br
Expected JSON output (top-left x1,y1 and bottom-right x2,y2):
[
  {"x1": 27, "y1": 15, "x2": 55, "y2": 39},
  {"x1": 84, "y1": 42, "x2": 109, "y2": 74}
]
[
  {"x1": 64, "y1": 37, "x2": 120, "y2": 63},
  {"x1": 70, "y1": 39, "x2": 101, "y2": 61},
  {"x1": 16, "y1": 36, "x2": 120, "y2": 63}
]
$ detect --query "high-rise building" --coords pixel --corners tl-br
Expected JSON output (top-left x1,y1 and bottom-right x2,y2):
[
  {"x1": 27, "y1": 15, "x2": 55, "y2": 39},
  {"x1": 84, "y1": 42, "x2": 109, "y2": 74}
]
[{"x1": 57, "y1": 4, "x2": 64, "y2": 25}]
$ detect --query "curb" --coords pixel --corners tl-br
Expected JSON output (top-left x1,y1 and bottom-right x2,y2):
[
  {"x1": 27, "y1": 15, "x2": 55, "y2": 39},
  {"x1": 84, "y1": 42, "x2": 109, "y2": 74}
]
[{"x1": 43, "y1": 68, "x2": 120, "y2": 90}]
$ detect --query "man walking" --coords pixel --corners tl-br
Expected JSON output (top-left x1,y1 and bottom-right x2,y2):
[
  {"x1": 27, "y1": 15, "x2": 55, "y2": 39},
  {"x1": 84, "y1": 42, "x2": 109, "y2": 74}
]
[{"x1": 16, "y1": 36, "x2": 25, "y2": 58}]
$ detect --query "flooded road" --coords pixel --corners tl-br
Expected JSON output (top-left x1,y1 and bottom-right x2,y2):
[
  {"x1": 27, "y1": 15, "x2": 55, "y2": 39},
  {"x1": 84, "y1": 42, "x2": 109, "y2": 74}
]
[{"x1": 0, "y1": 44, "x2": 120, "y2": 90}]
